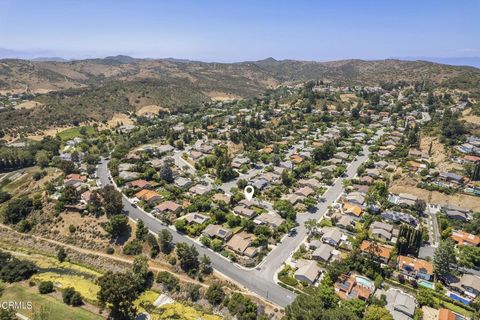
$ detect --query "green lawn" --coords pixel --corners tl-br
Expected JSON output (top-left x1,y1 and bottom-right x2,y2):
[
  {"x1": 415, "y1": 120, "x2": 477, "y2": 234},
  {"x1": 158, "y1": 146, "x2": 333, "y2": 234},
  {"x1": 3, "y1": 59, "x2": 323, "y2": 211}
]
[
  {"x1": 1, "y1": 284, "x2": 102, "y2": 320},
  {"x1": 57, "y1": 126, "x2": 95, "y2": 141}
]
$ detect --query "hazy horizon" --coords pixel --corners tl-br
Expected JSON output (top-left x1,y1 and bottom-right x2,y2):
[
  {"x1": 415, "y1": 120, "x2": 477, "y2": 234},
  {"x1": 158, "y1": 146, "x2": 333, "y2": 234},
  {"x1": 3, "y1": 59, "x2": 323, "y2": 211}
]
[{"x1": 1, "y1": 0, "x2": 479, "y2": 63}]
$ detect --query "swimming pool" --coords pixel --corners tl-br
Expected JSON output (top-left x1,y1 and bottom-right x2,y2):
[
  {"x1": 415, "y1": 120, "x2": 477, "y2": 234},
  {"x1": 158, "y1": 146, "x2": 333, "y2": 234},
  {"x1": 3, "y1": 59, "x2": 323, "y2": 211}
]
[
  {"x1": 449, "y1": 293, "x2": 470, "y2": 305},
  {"x1": 356, "y1": 275, "x2": 375, "y2": 290},
  {"x1": 418, "y1": 280, "x2": 435, "y2": 289}
]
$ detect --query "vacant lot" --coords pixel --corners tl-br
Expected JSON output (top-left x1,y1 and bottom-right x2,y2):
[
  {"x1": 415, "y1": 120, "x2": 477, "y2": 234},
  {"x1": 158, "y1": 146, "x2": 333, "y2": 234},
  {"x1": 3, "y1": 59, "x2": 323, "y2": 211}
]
[{"x1": 390, "y1": 176, "x2": 480, "y2": 211}]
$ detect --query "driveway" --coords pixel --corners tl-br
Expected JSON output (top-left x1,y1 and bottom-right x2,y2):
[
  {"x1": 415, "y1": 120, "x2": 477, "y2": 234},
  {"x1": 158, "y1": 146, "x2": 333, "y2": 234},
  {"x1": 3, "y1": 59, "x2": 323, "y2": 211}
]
[{"x1": 97, "y1": 128, "x2": 384, "y2": 307}]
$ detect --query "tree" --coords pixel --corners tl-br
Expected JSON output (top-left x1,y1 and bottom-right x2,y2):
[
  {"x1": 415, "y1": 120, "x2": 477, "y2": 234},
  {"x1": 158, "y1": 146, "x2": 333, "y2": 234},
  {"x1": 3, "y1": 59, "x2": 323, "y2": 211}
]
[
  {"x1": 135, "y1": 219, "x2": 149, "y2": 241},
  {"x1": 159, "y1": 164, "x2": 174, "y2": 183},
  {"x1": 132, "y1": 256, "x2": 149, "y2": 289},
  {"x1": 2, "y1": 197, "x2": 33, "y2": 225},
  {"x1": 35, "y1": 150, "x2": 50, "y2": 168},
  {"x1": 340, "y1": 299, "x2": 365, "y2": 318},
  {"x1": 413, "y1": 199, "x2": 426, "y2": 216},
  {"x1": 62, "y1": 287, "x2": 83, "y2": 306},
  {"x1": 158, "y1": 229, "x2": 173, "y2": 253},
  {"x1": 97, "y1": 272, "x2": 140, "y2": 320},
  {"x1": 105, "y1": 214, "x2": 130, "y2": 240},
  {"x1": 313, "y1": 141, "x2": 336, "y2": 163},
  {"x1": 123, "y1": 240, "x2": 143, "y2": 255},
  {"x1": 0, "y1": 259, "x2": 37, "y2": 283},
  {"x1": 199, "y1": 254, "x2": 213, "y2": 275},
  {"x1": 0, "y1": 191, "x2": 11, "y2": 204},
  {"x1": 176, "y1": 243, "x2": 199, "y2": 273},
  {"x1": 0, "y1": 308, "x2": 16, "y2": 320},
  {"x1": 38, "y1": 281, "x2": 54, "y2": 294},
  {"x1": 156, "y1": 271, "x2": 179, "y2": 291},
  {"x1": 434, "y1": 239, "x2": 457, "y2": 277},
  {"x1": 186, "y1": 283, "x2": 201, "y2": 301},
  {"x1": 364, "y1": 305, "x2": 393, "y2": 320},
  {"x1": 57, "y1": 247, "x2": 67, "y2": 263},
  {"x1": 101, "y1": 186, "x2": 123, "y2": 216},
  {"x1": 396, "y1": 225, "x2": 422, "y2": 256},
  {"x1": 227, "y1": 293, "x2": 258, "y2": 320},
  {"x1": 304, "y1": 219, "x2": 318, "y2": 234},
  {"x1": 206, "y1": 283, "x2": 225, "y2": 305}
]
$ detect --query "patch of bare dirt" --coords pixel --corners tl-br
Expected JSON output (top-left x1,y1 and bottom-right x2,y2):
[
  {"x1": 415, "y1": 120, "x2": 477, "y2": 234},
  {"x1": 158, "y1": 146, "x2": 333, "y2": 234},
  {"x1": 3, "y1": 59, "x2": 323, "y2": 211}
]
[
  {"x1": 14, "y1": 100, "x2": 44, "y2": 110},
  {"x1": 390, "y1": 176, "x2": 480, "y2": 211},
  {"x1": 462, "y1": 108, "x2": 480, "y2": 126}
]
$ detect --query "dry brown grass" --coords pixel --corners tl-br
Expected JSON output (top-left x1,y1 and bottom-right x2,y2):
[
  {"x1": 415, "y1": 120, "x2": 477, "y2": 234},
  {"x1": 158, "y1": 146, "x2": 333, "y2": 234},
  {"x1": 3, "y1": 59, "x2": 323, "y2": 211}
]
[
  {"x1": 13, "y1": 100, "x2": 44, "y2": 110},
  {"x1": 390, "y1": 176, "x2": 480, "y2": 211},
  {"x1": 462, "y1": 108, "x2": 480, "y2": 126},
  {"x1": 204, "y1": 91, "x2": 241, "y2": 101}
]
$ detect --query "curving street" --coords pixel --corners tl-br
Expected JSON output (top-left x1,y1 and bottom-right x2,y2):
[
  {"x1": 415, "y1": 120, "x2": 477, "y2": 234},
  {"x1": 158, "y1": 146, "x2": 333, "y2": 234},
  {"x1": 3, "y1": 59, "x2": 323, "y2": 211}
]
[{"x1": 97, "y1": 129, "x2": 384, "y2": 307}]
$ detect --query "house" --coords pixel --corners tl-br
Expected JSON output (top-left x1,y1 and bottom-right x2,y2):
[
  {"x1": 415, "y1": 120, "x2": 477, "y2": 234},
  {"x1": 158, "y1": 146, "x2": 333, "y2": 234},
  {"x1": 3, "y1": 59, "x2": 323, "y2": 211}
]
[
  {"x1": 119, "y1": 171, "x2": 140, "y2": 181},
  {"x1": 202, "y1": 224, "x2": 232, "y2": 240},
  {"x1": 156, "y1": 144, "x2": 175, "y2": 154},
  {"x1": 135, "y1": 189, "x2": 162, "y2": 204},
  {"x1": 345, "y1": 192, "x2": 365, "y2": 206},
  {"x1": 385, "y1": 288, "x2": 417, "y2": 320},
  {"x1": 450, "y1": 274, "x2": 480, "y2": 298},
  {"x1": 225, "y1": 232, "x2": 258, "y2": 257},
  {"x1": 360, "y1": 240, "x2": 393, "y2": 263},
  {"x1": 232, "y1": 157, "x2": 249, "y2": 169},
  {"x1": 126, "y1": 179, "x2": 152, "y2": 189},
  {"x1": 286, "y1": 193, "x2": 305, "y2": 205},
  {"x1": 174, "y1": 177, "x2": 192, "y2": 188},
  {"x1": 370, "y1": 221, "x2": 397, "y2": 241},
  {"x1": 254, "y1": 212, "x2": 285, "y2": 228},
  {"x1": 321, "y1": 227, "x2": 344, "y2": 247},
  {"x1": 183, "y1": 212, "x2": 209, "y2": 224},
  {"x1": 336, "y1": 215, "x2": 354, "y2": 229},
  {"x1": 312, "y1": 243, "x2": 335, "y2": 262},
  {"x1": 189, "y1": 150, "x2": 203, "y2": 160},
  {"x1": 397, "y1": 255, "x2": 433, "y2": 281},
  {"x1": 212, "y1": 193, "x2": 231, "y2": 204},
  {"x1": 233, "y1": 206, "x2": 257, "y2": 219},
  {"x1": 294, "y1": 259, "x2": 321, "y2": 285},
  {"x1": 64, "y1": 174, "x2": 87, "y2": 187},
  {"x1": 154, "y1": 201, "x2": 182, "y2": 215},
  {"x1": 80, "y1": 190, "x2": 103, "y2": 203},
  {"x1": 253, "y1": 178, "x2": 269, "y2": 190},
  {"x1": 118, "y1": 163, "x2": 135, "y2": 171},
  {"x1": 365, "y1": 168, "x2": 381, "y2": 179},
  {"x1": 334, "y1": 273, "x2": 374, "y2": 300},
  {"x1": 294, "y1": 186, "x2": 315, "y2": 197},
  {"x1": 451, "y1": 230, "x2": 480, "y2": 246},
  {"x1": 443, "y1": 205, "x2": 469, "y2": 221},
  {"x1": 381, "y1": 210, "x2": 417, "y2": 226},
  {"x1": 397, "y1": 193, "x2": 418, "y2": 207},
  {"x1": 189, "y1": 184, "x2": 212, "y2": 196},
  {"x1": 343, "y1": 202, "x2": 363, "y2": 219},
  {"x1": 297, "y1": 178, "x2": 322, "y2": 189},
  {"x1": 437, "y1": 309, "x2": 468, "y2": 320},
  {"x1": 438, "y1": 172, "x2": 467, "y2": 185}
]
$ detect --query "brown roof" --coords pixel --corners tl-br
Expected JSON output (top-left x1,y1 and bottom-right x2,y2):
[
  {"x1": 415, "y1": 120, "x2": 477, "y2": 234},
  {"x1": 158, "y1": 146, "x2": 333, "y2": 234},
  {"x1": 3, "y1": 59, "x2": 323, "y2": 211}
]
[
  {"x1": 155, "y1": 201, "x2": 182, "y2": 212},
  {"x1": 398, "y1": 255, "x2": 433, "y2": 275},
  {"x1": 360, "y1": 240, "x2": 393, "y2": 260},
  {"x1": 451, "y1": 230, "x2": 480, "y2": 246},
  {"x1": 135, "y1": 189, "x2": 161, "y2": 202},
  {"x1": 226, "y1": 232, "x2": 254, "y2": 254}
]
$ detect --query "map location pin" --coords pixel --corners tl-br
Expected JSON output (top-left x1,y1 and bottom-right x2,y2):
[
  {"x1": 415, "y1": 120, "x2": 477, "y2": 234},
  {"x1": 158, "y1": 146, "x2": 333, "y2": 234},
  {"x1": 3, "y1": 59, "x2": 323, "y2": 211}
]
[{"x1": 244, "y1": 185, "x2": 254, "y2": 201}]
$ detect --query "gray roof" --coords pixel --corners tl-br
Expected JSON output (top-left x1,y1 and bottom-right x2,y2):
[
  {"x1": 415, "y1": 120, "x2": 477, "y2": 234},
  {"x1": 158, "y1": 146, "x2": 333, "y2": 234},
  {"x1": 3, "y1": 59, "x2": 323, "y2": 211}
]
[
  {"x1": 460, "y1": 274, "x2": 480, "y2": 292},
  {"x1": 312, "y1": 243, "x2": 335, "y2": 261},
  {"x1": 386, "y1": 289, "x2": 416, "y2": 320}
]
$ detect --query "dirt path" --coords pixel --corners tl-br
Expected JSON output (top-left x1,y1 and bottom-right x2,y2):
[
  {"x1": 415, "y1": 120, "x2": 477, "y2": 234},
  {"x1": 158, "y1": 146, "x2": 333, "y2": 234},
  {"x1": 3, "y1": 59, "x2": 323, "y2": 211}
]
[{"x1": 0, "y1": 224, "x2": 281, "y2": 312}]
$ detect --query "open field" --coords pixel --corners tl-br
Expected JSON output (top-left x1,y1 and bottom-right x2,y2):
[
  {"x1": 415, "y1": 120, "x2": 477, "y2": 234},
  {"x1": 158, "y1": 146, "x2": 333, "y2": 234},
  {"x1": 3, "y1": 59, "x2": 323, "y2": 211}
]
[
  {"x1": 1, "y1": 284, "x2": 103, "y2": 320},
  {"x1": 57, "y1": 125, "x2": 96, "y2": 140},
  {"x1": 14, "y1": 100, "x2": 44, "y2": 110},
  {"x1": 390, "y1": 176, "x2": 480, "y2": 211}
]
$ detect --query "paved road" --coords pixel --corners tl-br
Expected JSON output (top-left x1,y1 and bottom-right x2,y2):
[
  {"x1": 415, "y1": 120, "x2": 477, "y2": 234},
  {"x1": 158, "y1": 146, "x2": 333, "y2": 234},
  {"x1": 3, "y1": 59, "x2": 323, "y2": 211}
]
[{"x1": 97, "y1": 128, "x2": 384, "y2": 307}]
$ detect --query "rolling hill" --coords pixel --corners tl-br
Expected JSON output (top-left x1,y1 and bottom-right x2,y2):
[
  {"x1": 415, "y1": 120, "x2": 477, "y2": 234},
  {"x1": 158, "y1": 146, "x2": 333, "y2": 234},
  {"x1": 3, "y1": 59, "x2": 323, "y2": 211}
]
[{"x1": 1, "y1": 56, "x2": 480, "y2": 135}]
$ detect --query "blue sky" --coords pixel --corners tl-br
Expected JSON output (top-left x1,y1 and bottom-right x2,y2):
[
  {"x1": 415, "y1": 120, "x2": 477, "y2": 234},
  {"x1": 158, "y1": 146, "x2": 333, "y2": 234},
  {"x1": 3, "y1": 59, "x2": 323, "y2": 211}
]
[{"x1": 0, "y1": 0, "x2": 479, "y2": 61}]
